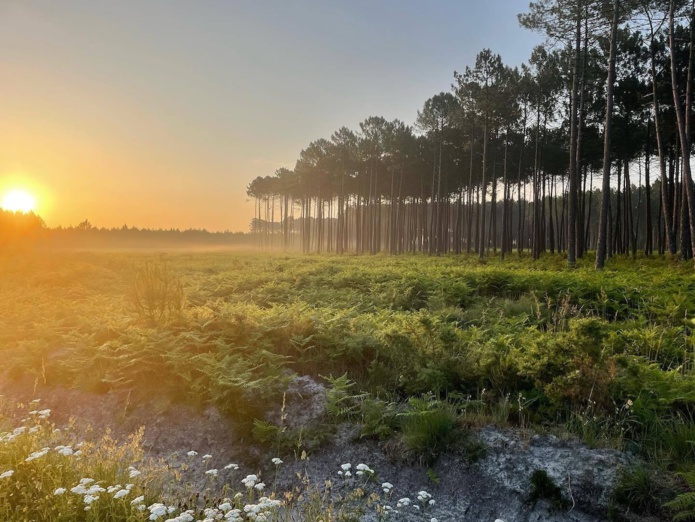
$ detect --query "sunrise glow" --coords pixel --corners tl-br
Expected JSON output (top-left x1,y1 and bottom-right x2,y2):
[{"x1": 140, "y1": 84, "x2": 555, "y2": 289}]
[{"x1": 1, "y1": 189, "x2": 36, "y2": 214}]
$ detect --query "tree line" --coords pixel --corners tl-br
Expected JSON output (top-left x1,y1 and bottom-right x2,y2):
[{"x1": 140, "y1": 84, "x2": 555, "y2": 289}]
[
  {"x1": 0, "y1": 211, "x2": 252, "y2": 250},
  {"x1": 247, "y1": 0, "x2": 695, "y2": 268}
]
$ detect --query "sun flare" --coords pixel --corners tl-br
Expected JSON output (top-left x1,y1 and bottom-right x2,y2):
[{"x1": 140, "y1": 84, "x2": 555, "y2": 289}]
[{"x1": 1, "y1": 189, "x2": 37, "y2": 213}]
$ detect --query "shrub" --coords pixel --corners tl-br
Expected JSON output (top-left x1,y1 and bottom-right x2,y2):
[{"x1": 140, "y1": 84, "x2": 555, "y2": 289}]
[{"x1": 126, "y1": 260, "x2": 185, "y2": 324}]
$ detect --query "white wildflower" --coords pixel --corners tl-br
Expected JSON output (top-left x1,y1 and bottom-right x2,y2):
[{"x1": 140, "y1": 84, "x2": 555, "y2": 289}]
[
  {"x1": 340, "y1": 463, "x2": 351, "y2": 471},
  {"x1": 187, "y1": 450, "x2": 198, "y2": 457},
  {"x1": 148, "y1": 502, "x2": 168, "y2": 519},
  {"x1": 202, "y1": 454, "x2": 212, "y2": 460},
  {"x1": 417, "y1": 490, "x2": 432, "y2": 502},
  {"x1": 0, "y1": 470, "x2": 14, "y2": 479},
  {"x1": 54, "y1": 487, "x2": 66, "y2": 495},
  {"x1": 131, "y1": 495, "x2": 145, "y2": 505},
  {"x1": 241, "y1": 474, "x2": 258, "y2": 488},
  {"x1": 224, "y1": 463, "x2": 239, "y2": 470},
  {"x1": 205, "y1": 469, "x2": 218, "y2": 477},
  {"x1": 71, "y1": 485, "x2": 88, "y2": 495},
  {"x1": 355, "y1": 463, "x2": 374, "y2": 476},
  {"x1": 254, "y1": 482, "x2": 265, "y2": 491},
  {"x1": 114, "y1": 489, "x2": 129, "y2": 499},
  {"x1": 25, "y1": 448, "x2": 50, "y2": 462}
]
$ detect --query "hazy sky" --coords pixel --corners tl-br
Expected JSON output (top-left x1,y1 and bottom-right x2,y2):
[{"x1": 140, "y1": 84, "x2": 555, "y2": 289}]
[{"x1": 0, "y1": 1, "x2": 543, "y2": 232}]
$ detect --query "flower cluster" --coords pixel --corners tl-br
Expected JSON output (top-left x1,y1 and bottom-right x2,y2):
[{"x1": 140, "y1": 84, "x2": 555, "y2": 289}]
[
  {"x1": 28, "y1": 409, "x2": 52, "y2": 420},
  {"x1": 418, "y1": 490, "x2": 435, "y2": 506},
  {"x1": 243, "y1": 496, "x2": 282, "y2": 521}
]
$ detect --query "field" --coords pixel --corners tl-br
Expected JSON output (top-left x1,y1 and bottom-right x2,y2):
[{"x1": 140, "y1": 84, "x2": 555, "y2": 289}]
[{"x1": 2, "y1": 251, "x2": 695, "y2": 520}]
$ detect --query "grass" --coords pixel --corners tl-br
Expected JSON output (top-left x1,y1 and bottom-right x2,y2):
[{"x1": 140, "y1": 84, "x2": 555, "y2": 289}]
[{"x1": 2, "y1": 250, "x2": 695, "y2": 517}]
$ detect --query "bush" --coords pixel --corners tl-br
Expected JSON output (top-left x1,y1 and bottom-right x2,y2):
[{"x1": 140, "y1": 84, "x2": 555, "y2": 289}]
[{"x1": 126, "y1": 260, "x2": 185, "y2": 324}]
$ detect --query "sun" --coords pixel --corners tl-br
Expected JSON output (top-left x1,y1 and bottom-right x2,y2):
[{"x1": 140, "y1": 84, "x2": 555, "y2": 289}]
[{"x1": 1, "y1": 189, "x2": 37, "y2": 213}]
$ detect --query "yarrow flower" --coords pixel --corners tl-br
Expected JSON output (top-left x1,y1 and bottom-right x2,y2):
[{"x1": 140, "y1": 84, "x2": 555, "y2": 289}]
[
  {"x1": 55, "y1": 445, "x2": 74, "y2": 456},
  {"x1": 0, "y1": 470, "x2": 14, "y2": 479},
  {"x1": 254, "y1": 482, "x2": 265, "y2": 491},
  {"x1": 54, "y1": 487, "x2": 66, "y2": 495},
  {"x1": 205, "y1": 469, "x2": 219, "y2": 477},
  {"x1": 355, "y1": 463, "x2": 374, "y2": 476},
  {"x1": 148, "y1": 503, "x2": 168, "y2": 520},
  {"x1": 224, "y1": 463, "x2": 239, "y2": 470},
  {"x1": 186, "y1": 450, "x2": 198, "y2": 457},
  {"x1": 382, "y1": 482, "x2": 394, "y2": 493},
  {"x1": 271, "y1": 457, "x2": 283, "y2": 466},
  {"x1": 241, "y1": 474, "x2": 258, "y2": 488},
  {"x1": 114, "y1": 489, "x2": 129, "y2": 499},
  {"x1": 340, "y1": 463, "x2": 351, "y2": 471},
  {"x1": 396, "y1": 497, "x2": 411, "y2": 508},
  {"x1": 202, "y1": 454, "x2": 213, "y2": 460},
  {"x1": 29, "y1": 409, "x2": 51, "y2": 419},
  {"x1": 25, "y1": 448, "x2": 50, "y2": 462},
  {"x1": 417, "y1": 490, "x2": 432, "y2": 502}
]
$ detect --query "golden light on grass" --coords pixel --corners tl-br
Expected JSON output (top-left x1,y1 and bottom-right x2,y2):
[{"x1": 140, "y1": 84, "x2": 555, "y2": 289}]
[{"x1": 1, "y1": 189, "x2": 36, "y2": 213}]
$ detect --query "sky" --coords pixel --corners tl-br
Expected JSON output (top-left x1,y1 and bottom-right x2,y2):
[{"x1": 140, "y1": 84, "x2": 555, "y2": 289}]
[{"x1": 0, "y1": 1, "x2": 543, "y2": 232}]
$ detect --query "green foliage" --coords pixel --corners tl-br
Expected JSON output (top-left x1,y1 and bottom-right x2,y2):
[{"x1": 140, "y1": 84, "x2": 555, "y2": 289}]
[
  {"x1": 608, "y1": 466, "x2": 680, "y2": 521},
  {"x1": 3, "y1": 251, "x2": 695, "y2": 472},
  {"x1": 664, "y1": 470, "x2": 695, "y2": 521},
  {"x1": 398, "y1": 396, "x2": 461, "y2": 465},
  {"x1": 528, "y1": 469, "x2": 569, "y2": 510},
  {"x1": 323, "y1": 374, "x2": 368, "y2": 419}
]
